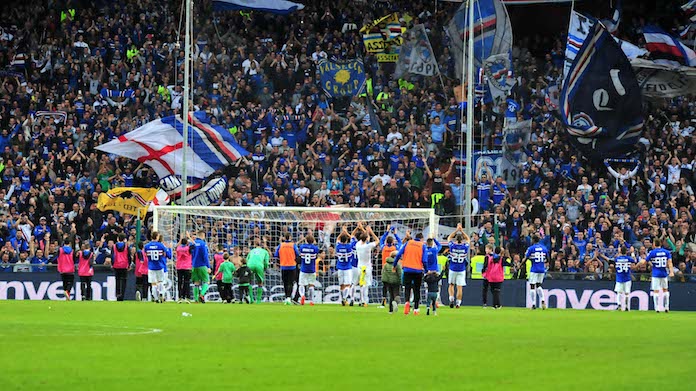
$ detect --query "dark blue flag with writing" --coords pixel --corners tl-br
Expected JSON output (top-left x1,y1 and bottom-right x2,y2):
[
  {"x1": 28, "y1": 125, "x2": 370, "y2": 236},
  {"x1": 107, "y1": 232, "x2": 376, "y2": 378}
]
[{"x1": 560, "y1": 20, "x2": 643, "y2": 160}]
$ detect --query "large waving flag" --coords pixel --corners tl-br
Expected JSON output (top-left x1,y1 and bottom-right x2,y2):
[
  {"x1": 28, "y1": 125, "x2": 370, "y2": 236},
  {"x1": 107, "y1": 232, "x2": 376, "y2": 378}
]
[
  {"x1": 446, "y1": 0, "x2": 513, "y2": 77},
  {"x1": 212, "y1": 0, "x2": 304, "y2": 14},
  {"x1": 561, "y1": 21, "x2": 643, "y2": 160},
  {"x1": 96, "y1": 112, "x2": 249, "y2": 180},
  {"x1": 394, "y1": 24, "x2": 439, "y2": 78},
  {"x1": 643, "y1": 25, "x2": 696, "y2": 67}
]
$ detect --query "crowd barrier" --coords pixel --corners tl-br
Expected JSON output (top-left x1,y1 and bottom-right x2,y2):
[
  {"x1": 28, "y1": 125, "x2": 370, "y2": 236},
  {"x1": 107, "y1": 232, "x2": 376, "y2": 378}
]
[{"x1": 2, "y1": 271, "x2": 695, "y2": 311}]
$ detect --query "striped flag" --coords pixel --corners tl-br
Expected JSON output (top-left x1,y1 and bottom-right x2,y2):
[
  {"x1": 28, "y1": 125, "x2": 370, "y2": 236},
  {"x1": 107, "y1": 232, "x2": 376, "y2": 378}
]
[{"x1": 643, "y1": 25, "x2": 696, "y2": 67}]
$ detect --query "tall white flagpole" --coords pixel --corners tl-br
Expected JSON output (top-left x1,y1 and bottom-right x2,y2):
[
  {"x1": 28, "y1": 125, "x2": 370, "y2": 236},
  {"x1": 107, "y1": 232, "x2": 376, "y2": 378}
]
[
  {"x1": 180, "y1": 0, "x2": 192, "y2": 236},
  {"x1": 464, "y1": 0, "x2": 475, "y2": 235}
]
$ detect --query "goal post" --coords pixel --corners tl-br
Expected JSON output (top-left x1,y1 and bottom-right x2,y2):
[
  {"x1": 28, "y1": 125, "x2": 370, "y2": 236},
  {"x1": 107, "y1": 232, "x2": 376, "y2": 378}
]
[{"x1": 152, "y1": 206, "x2": 438, "y2": 303}]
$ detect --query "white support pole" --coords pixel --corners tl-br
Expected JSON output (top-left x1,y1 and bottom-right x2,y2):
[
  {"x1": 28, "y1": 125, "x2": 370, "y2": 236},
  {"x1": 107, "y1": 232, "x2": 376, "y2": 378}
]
[
  {"x1": 464, "y1": 0, "x2": 475, "y2": 235},
  {"x1": 180, "y1": 0, "x2": 192, "y2": 235}
]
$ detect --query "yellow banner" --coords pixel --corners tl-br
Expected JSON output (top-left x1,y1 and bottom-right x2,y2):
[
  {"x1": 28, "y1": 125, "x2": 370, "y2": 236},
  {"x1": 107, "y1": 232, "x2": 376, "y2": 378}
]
[
  {"x1": 363, "y1": 33, "x2": 386, "y2": 53},
  {"x1": 376, "y1": 53, "x2": 399, "y2": 63},
  {"x1": 360, "y1": 13, "x2": 399, "y2": 33},
  {"x1": 97, "y1": 187, "x2": 158, "y2": 219}
]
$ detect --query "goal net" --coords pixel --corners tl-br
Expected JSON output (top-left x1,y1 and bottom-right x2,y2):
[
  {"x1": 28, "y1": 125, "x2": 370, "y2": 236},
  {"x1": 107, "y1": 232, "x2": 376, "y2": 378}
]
[{"x1": 152, "y1": 206, "x2": 438, "y2": 304}]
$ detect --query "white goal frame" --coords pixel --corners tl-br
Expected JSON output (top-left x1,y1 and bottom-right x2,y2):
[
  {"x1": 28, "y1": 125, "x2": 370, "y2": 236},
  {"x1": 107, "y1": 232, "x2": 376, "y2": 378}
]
[{"x1": 152, "y1": 206, "x2": 438, "y2": 235}]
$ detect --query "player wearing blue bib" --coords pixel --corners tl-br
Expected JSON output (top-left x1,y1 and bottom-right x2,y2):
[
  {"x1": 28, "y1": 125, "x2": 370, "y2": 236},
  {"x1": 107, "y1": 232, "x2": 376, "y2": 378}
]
[
  {"x1": 335, "y1": 228, "x2": 355, "y2": 306},
  {"x1": 525, "y1": 236, "x2": 549, "y2": 310},
  {"x1": 614, "y1": 246, "x2": 637, "y2": 311},
  {"x1": 446, "y1": 224, "x2": 470, "y2": 309},
  {"x1": 298, "y1": 234, "x2": 320, "y2": 306},
  {"x1": 144, "y1": 232, "x2": 172, "y2": 303},
  {"x1": 643, "y1": 239, "x2": 674, "y2": 313}
]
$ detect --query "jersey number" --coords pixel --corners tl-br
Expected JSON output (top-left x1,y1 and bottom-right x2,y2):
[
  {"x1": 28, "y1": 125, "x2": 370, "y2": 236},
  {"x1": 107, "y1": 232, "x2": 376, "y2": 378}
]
[
  {"x1": 146, "y1": 250, "x2": 161, "y2": 261},
  {"x1": 531, "y1": 253, "x2": 546, "y2": 263},
  {"x1": 301, "y1": 254, "x2": 315, "y2": 264},
  {"x1": 652, "y1": 257, "x2": 667, "y2": 268},
  {"x1": 450, "y1": 252, "x2": 467, "y2": 264},
  {"x1": 616, "y1": 262, "x2": 630, "y2": 273}
]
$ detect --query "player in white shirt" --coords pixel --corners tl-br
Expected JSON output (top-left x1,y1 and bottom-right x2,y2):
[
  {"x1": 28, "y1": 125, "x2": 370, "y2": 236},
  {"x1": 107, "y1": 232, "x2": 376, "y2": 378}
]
[{"x1": 354, "y1": 225, "x2": 378, "y2": 307}]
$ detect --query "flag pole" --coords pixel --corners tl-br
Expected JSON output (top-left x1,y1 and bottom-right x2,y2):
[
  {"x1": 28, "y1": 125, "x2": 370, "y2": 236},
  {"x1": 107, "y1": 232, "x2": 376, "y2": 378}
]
[
  {"x1": 464, "y1": 0, "x2": 475, "y2": 235},
  {"x1": 180, "y1": 0, "x2": 192, "y2": 235}
]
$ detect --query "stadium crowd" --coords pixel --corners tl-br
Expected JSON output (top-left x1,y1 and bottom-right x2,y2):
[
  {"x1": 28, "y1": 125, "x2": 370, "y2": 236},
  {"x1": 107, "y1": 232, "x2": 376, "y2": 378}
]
[{"x1": 0, "y1": 0, "x2": 694, "y2": 283}]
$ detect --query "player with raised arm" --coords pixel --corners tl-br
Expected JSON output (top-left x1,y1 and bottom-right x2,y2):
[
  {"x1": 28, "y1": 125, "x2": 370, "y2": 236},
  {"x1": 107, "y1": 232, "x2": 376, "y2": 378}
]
[
  {"x1": 525, "y1": 235, "x2": 549, "y2": 310},
  {"x1": 379, "y1": 225, "x2": 402, "y2": 307},
  {"x1": 335, "y1": 226, "x2": 355, "y2": 306},
  {"x1": 614, "y1": 246, "x2": 637, "y2": 311},
  {"x1": 643, "y1": 238, "x2": 675, "y2": 313},
  {"x1": 447, "y1": 224, "x2": 470, "y2": 309},
  {"x1": 275, "y1": 232, "x2": 300, "y2": 305},
  {"x1": 190, "y1": 230, "x2": 211, "y2": 303},
  {"x1": 349, "y1": 224, "x2": 361, "y2": 306},
  {"x1": 297, "y1": 232, "x2": 320, "y2": 306},
  {"x1": 354, "y1": 225, "x2": 378, "y2": 307},
  {"x1": 247, "y1": 237, "x2": 270, "y2": 304},
  {"x1": 145, "y1": 232, "x2": 172, "y2": 303}
]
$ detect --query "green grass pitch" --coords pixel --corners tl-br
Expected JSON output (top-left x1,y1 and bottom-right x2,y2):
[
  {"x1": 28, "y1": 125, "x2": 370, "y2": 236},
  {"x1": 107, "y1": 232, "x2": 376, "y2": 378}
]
[{"x1": 1, "y1": 301, "x2": 694, "y2": 391}]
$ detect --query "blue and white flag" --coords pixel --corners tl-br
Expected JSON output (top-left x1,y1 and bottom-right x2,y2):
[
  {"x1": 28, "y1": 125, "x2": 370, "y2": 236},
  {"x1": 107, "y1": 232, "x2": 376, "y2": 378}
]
[
  {"x1": 643, "y1": 25, "x2": 696, "y2": 67},
  {"x1": 394, "y1": 24, "x2": 439, "y2": 78},
  {"x1": 212, "y1": 0, "x2": 304, "y2": 14},
  {"x1": 561, "y1": 22, "x2": 643, "y2": 160},
  {"x1": 482, "y1": 53, "x2": 515, "y2": 103},
  {"x1": 446, "y1": 0, "x2": 513, "y2": 77}
]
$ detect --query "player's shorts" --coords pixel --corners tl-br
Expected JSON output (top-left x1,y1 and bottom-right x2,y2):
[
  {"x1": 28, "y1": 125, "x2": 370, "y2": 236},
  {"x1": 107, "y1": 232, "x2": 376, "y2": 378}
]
[
  {"x1": 448, "y1": 270, "x2": 467, "y2": 286},
  {"x1": 148, "y1": 269, "x2": 166, "y2": 284},
  {"x1": 191, "y1": 266, "x2": 209, "y2": 283},
  {"x1": 651, "y1": 277, "x2": 669, "y2": 291},
  {"x1": 357, "y1": 265, "x2": 372, "y2": 286},
  {"x1": 351, "y1": 267, "x2": 360, "y2": 284},
  {"x1": 247, "y1": 262, "x2": 265, "y2": 283},
  {"x1": 299, "y1": 271, "x2": 317, "y2": 286},
  {"x1": 614, "y1": 281, "x2": 632, "y2": 294},
  {"x1": 337, "y1": 269, "x2": 352, "y2": 285},
  {"x1": 528, "y1": 272, "x2": 545, "y2": 285}
]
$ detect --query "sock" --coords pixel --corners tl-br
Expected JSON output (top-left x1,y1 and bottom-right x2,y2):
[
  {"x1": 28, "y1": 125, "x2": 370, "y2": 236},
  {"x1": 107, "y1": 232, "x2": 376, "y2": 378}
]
[
  {"x1": 530, "y1": 288, "x2": 537, "y2": 307},
  {"x1": 350, "y1": 285, "x2": 356, "y2": 301},
  {"x1": 343, "y1": 288, "x2": 350, "y2": 300},
  {"x1": 625, "y1": 295, "x2": 630, "y2": 310},
  {"x1": 193, "y1": 286, "x2": 200, "y2": 298},
  {"x1": 308, "y1": 286, "x2": 315, "y2": 301},
  {"x1": 664, "y1": 291, "x2": 670, "y2": 311},
  {"x1": 536, "y1": 287, "x2": 545, "y2": 304},
  {"x1": 159, "y1": 282, "x2": 166, "y2": 298},
  {"x1": 201, "y1": 283, "x2": 209, "y2": 296},
  {"x1": 653, "y1": 291, "x2": 661, "y2": 311},
  {"x1": 291, "y1": 282, "x2": 298, "y2": 299},
  {"x1": 449, "y1": 295, "x2": 454, "y2": 303},
  {"x1": 456, "y1": 300, "x2": 461, "y2": 306},
  {"x1": 299, "y1": 285, "x2": 305, "y2": 298},
  {"x1": 362, "y1": 286, "x2": 369, "y2": 304},
  {"x1": 151, "y1": 285, "x2": 158, "y2": 298},
  {"x1": 255, "y1": 286, "x2": 263, "y2": 303},
  {"x1": 250, "y1": 286, "x2": 256, "y2": 302},
  {"x1": 617, "y1": 293, "x2": 624, "y2": 310}
]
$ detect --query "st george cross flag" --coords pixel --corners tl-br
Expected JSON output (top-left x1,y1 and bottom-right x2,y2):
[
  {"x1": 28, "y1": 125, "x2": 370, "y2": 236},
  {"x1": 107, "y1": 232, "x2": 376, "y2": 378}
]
[
  {"x1": 212, "y1": 0, "x2": 304, "y2": 14},
  {"x1": 643, "y1": 25, "x2": 696, "y2": 67},
  {"x1": 560, "y1": 21, "x2": 643, "y2": 160},
  {"x1": 96, "y1": 112, "x2": 249, "y2": 180}
]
